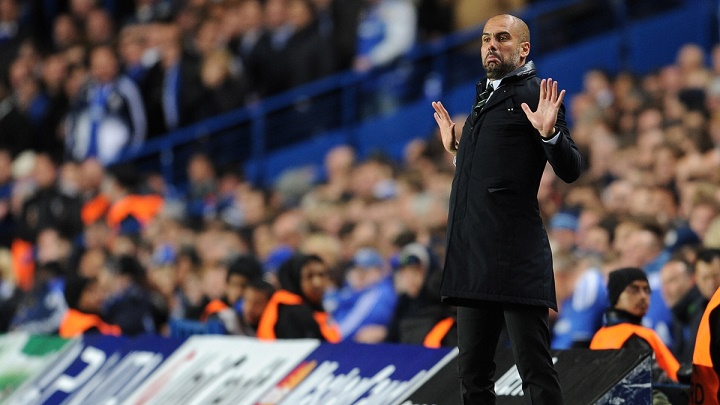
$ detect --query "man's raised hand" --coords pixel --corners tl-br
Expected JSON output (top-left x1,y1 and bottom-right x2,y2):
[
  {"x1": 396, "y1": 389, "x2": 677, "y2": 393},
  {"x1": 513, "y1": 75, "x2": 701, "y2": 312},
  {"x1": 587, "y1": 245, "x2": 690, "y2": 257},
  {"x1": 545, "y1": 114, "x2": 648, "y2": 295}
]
[
  {"x1": 521, "y1": 78, "x2": 565, "y2": 139},
  {"x1": 432, "y1": 101, "x2": 458, "y2": 155}
]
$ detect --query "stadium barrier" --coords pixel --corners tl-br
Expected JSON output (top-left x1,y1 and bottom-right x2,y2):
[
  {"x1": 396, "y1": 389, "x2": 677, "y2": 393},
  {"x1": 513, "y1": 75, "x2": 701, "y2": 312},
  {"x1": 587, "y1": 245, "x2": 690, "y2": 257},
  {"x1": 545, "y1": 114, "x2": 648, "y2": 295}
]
[{"x1": 0, "y1": 332, "x2": 680, "y2": 405}]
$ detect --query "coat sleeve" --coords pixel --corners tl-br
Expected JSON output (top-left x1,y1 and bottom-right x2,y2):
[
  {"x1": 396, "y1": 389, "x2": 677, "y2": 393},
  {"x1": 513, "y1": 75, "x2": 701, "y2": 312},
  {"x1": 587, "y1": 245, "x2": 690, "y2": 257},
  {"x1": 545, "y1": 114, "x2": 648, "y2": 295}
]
[{"x1": 542, "y1": 102, "x2": 583, "y2": 183}]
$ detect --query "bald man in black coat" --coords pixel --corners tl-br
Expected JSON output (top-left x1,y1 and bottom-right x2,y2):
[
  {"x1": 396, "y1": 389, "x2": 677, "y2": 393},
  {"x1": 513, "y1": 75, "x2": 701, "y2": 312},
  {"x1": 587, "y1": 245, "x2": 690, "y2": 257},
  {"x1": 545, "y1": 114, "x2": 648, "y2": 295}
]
[{"x1": 432, "y1": 14, "x2": 583, "y2": 405}]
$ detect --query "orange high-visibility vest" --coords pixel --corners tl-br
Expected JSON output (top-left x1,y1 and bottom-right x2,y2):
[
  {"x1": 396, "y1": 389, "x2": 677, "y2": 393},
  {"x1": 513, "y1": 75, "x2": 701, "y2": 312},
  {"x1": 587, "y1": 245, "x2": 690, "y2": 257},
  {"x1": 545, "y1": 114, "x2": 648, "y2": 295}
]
[
  {"x1": 423, "y1": 317, "x2": 455, "y2": 348},
  {"x1": 106, "y1": 194, "x2": 163, "y2": 230},
  {"x1": 257, "y1": 290, "x2": 340, "y2": 343},
  {"x1": 590, "y1": 323, "x2": 680, "y2": 382},
  {"x1": 11, "y1": 238, "x2": 34, "y2": 291},
  {"x1": 81, "y1": 194, "x2": 111, "y2": 225},
  {"x1": 59, "y1": 308, "x2": 122, "y2": 338},
  {"x1": 691, "y1": 287, "x2": 720, "y2": 405},
  {"x1": 201, "y1": 299, "x2": 230, "y2": 322}
]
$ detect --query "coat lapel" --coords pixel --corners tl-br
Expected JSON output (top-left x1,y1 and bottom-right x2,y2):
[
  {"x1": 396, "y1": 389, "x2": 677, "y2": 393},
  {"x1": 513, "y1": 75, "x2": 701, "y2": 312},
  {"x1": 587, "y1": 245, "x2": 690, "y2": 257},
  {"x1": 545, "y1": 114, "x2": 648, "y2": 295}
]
[
  {"x1": 480, "y1": 85, "x2": 515, "y2": 115},
  {"x1": 470, "y1": 60, "x2": 535, "y2": 124}
]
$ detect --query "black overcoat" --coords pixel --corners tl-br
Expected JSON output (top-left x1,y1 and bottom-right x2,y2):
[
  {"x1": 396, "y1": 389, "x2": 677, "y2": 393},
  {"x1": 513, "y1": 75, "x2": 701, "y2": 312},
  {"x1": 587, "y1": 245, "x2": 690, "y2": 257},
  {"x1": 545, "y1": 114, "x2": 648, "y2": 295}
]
[{"x1": 440, "y1": 61, "x2": 583, "y2": 311}]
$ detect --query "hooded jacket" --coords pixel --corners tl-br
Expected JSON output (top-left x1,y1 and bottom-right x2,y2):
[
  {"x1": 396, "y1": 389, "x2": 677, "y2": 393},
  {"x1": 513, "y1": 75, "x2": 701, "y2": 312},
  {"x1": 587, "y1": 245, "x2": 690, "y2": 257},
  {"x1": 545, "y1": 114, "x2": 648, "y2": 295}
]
[{"x1": 257, "y1": 254, "x2": 339, "y2": 342}]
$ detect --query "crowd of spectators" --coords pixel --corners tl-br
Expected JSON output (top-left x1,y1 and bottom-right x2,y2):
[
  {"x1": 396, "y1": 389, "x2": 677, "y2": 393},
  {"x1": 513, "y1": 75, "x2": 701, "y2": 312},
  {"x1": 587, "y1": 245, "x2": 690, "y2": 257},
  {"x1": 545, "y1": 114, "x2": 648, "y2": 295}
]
[
  {"x1": 0, "y1": 0, "x2": 719, "y2": 375},
  {"x1": 0, "y1": 0, "x2": 460, "y2": 164},
  {"x1": 546, "y1": 43, "x2": 720, "y2": 361},
  {"x1": 0, "y1": 40, "x2": 719, "y2": 351}
]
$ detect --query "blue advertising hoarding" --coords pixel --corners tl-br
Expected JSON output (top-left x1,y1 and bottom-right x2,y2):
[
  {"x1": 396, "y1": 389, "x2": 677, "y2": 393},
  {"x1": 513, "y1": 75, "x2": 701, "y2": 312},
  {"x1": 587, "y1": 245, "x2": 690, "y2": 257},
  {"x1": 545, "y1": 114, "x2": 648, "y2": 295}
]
[
  {"x1": 5, "y1": 335, "x2": 184, "y2": 405},
  {"x1": 257, "y1": 341, "x2": 457, "y2": 405}
]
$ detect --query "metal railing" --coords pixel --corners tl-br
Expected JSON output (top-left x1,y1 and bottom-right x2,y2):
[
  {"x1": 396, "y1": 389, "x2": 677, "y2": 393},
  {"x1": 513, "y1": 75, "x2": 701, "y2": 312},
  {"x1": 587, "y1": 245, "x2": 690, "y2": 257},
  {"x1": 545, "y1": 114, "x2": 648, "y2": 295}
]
[{"x1": 115, "y1": 0, "x2": 704, "y2": 186}]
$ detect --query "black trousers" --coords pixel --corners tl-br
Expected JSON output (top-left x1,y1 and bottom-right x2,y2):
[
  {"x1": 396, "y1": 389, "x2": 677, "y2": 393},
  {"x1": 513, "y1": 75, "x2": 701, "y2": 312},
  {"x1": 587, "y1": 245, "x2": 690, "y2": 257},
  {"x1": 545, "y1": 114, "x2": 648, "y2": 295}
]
[{"x1": 456, "y1": 303, "x2": 563, "y2": 405}]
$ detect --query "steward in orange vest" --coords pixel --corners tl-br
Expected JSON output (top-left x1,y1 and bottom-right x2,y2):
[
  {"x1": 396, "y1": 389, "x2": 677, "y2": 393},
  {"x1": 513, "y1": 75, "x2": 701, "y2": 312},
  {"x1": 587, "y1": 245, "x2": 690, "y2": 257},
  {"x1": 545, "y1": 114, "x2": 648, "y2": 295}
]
[
  {"x1": 257, "y1": 254, "x2": 340, "y2": 342},
  {"x1": 590, "y1": 267, "x2": 680, "y2": 382},
  {"x1": 59, "y1": 309, "x2": 122, "y2": 338},
  {"x1": 106, "y1": 194, "x2": 163, "y2": 232},
  {"x1": 423, "y1": 316, "x2": 457, "y2": 349},
  {"x1": 690, "y1": 286, "x2": 720, "y2": 404},
  {"x1": 591, "y1": 319, "x2": 680, "y2": 381},
  {"x1": 81, "y1": 194, "x2": 110, "y2": 226},
  {"x1": 59, "y1": 276, "x2": 121, "y2": 338},
  {"x1": 102, "y1": 165, "x2": 163, "y2": 235},
  {"x1": 201, "y1": 255, "x2": 266, "y2": 334},
  {"x1": 201, "y1": 299, "x2": 230, "y2": 322}
]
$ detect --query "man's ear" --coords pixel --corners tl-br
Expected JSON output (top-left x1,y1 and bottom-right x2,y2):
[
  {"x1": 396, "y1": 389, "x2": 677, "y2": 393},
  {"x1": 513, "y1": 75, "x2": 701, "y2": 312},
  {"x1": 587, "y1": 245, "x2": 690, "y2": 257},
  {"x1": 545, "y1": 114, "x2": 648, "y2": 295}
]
[{"x1": 521, "y1": 42, "x2": 530, "y2": 58}]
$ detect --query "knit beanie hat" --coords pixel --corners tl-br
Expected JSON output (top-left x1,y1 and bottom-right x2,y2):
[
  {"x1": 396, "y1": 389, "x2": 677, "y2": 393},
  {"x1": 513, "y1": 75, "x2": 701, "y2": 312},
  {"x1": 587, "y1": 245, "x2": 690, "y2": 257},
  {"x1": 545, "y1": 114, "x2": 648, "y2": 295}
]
[{"x1": 607, "y1": 267, "x2": 649, "y2": 306}]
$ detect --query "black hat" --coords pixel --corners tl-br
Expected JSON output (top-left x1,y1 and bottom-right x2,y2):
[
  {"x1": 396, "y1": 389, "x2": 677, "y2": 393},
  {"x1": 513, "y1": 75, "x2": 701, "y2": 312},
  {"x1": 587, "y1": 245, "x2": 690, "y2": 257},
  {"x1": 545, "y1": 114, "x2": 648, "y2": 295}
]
[
  {"x1": 64, "y1": 276, "x2": 91, "y2": 310},
  {"x1": 607, "y1": 267, "x2": 649, "y2": 306},
  {"x1": 105, "y1": 255, "x2": 146, "y2": 284},
  {"x1": 227, "y1": 255, "x2": 264, "y2": 282},
  {"x1": 107, "y1": 164, "x2": 140, "y2": 191}
]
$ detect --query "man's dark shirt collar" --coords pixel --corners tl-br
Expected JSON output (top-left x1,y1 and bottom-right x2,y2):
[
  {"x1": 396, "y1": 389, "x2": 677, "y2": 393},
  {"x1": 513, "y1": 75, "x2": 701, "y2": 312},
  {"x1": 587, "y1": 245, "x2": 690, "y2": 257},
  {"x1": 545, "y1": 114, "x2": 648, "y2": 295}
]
[
  {"x1": 604, "y1": 308, "x2": 644, "y2": 326},
  {"x1": 477, "y1": 60, "x2": 536, "y2": 92}
]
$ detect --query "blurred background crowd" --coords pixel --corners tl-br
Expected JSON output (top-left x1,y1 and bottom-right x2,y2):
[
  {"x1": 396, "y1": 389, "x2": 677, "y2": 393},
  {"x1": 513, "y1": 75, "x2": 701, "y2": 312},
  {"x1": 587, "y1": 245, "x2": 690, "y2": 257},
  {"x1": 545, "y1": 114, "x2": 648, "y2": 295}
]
[
  {"x1": 0, "y1": 0, "x2": 500, "y2": 164},
  {"x1": 0, "y1": 0, "x2": 718, "y2": 373}
]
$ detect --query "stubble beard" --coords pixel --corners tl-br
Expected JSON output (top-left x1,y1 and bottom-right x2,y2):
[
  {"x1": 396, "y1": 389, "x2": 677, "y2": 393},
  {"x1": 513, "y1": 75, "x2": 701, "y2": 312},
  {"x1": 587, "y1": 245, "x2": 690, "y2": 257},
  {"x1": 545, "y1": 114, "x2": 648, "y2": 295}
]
[{"x1": 483, "y1": 47, "x2": 522, "y2": 79}]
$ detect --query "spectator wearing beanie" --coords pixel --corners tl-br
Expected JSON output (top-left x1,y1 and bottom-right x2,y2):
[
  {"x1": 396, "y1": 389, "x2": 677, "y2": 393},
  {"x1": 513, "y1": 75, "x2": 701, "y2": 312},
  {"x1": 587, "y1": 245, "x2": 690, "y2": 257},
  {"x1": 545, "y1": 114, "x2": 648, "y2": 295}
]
[{"x1": 590, "y1": 267, "x2": 681, "y2": 383}]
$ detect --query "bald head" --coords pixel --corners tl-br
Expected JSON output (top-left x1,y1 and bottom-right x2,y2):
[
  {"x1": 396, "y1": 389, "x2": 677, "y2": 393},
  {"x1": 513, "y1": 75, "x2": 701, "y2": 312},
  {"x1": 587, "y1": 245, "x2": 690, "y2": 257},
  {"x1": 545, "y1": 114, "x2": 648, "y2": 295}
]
[
  {"x1": 482, "y1": 14, "x2": 531, "y2": 79},
  {"x1": 487, "y1": 14, "x2": 530, "y2": 43}
]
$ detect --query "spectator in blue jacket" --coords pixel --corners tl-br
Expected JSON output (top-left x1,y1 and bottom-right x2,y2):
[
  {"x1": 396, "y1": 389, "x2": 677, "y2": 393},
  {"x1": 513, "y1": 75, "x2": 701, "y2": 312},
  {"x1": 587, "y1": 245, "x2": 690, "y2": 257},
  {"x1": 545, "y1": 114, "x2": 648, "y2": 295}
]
[
  {"x1": 9, "y1": 260, "x2": 68, "y2": 334},
  {"x1": 552, "y1": 255, "x2": 608, "y2": 349},
  {"x1": 325, "y1": 247, "x2": 397, "y2": 342},
  {"x1": 65, "y1": 44, "x2": 147, "y2": 165}
]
